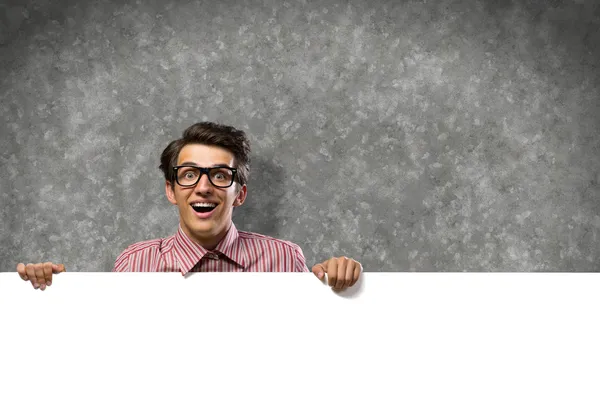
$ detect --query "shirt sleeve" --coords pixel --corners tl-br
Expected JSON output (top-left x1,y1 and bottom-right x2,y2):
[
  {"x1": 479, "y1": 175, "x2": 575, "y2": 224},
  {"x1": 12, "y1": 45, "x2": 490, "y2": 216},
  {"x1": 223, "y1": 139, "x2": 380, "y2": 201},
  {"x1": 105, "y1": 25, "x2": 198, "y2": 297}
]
[
  {"x1": 113, "y1": 248, "x2": 130, "y2": 272},
  {"x1": 294, "y1": 245, "x2": 310, "y2": 273}
]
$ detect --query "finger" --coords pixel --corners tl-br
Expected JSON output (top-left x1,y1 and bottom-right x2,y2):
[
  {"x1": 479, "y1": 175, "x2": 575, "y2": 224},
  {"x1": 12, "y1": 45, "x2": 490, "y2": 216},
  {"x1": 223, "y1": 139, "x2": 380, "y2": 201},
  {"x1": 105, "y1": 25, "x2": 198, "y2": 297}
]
[
  {"x1": 17, "y1": 263, "x2": 28, "y2": 280},
  {"x1": 350, "y1": 262, "x2": 362, "y2": 287},
  {"x1": 35, "y1": 266, "x2": 47, "y2": 291},
  {"x1": 26, "y1": 264, "x2": 39, "y2": 289},
  {"x1": 43, "y1": 263, "x2": 53, "y2": 287},
  {"x1": 327, "y1": 259, "x2": 338, "y2": 288},
  {"x1": 334, "y1": 258, "x2": 347, "y2": 291},
  {"x1": 53, "y1": 264, "x2": 66, "y2": 273},
  {"x1": 312, "y1": 263, "x2": 326, "y2": 280},
  {"x1": 345, "y1": 259, "x2": 355, "y2": 287}
]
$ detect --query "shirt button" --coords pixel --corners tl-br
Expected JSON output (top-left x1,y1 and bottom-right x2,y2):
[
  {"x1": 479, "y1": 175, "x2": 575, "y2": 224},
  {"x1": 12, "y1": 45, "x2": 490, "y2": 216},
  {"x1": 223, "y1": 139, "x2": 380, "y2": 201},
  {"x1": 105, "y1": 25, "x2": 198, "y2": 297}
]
[{"x1": 207, "y1": 253, "x2": 219, "y2": 260}]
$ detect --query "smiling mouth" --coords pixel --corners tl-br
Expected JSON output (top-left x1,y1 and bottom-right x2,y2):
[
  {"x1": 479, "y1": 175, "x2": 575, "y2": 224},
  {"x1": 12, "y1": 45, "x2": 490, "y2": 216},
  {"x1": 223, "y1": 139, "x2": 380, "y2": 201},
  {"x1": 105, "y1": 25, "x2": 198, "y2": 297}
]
[
  {"x1": 192, "y1": 205, "x2": 216, "y2": 213},
  {"x1": 191, "y1": 202, "x2": 217, "y2": 215}
]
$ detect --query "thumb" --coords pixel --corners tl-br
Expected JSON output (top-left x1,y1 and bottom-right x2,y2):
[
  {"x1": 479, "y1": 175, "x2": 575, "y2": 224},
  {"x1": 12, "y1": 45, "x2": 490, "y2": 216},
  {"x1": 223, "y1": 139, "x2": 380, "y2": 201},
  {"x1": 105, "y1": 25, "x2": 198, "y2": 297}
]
[
  {"x1": 312, "y1": 263, "x2": 327, "y2": 280},
  {"x1": 52, "y1": 264, "x2": 66, "y2": 273}
]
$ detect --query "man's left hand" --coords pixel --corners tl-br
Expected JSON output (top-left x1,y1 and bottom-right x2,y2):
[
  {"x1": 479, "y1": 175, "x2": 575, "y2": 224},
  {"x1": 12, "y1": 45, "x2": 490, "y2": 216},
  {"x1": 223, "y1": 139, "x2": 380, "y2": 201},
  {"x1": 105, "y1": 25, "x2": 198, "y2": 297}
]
[{"x1": 312, "y1": 256, "x2": 362, "y2": 291}]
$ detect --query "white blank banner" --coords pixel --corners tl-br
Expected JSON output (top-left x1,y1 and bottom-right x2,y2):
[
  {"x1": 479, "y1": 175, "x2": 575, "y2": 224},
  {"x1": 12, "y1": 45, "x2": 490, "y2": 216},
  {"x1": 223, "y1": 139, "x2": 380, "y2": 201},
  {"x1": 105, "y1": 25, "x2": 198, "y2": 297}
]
[{"x1": 1, "y1": 272, "x2": 599, "y2": 400}]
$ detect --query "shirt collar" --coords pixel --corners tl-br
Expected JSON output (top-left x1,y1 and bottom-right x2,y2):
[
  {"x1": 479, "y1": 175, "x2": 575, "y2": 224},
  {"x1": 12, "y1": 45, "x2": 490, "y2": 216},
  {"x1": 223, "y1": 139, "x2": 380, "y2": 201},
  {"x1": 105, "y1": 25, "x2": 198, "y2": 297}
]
[
  {"x1": 173, "y1": 223, "x2": 248, "y2": 275},
  {"x1": 214, "y1": 222, "x2": 247, "y2": 269}
]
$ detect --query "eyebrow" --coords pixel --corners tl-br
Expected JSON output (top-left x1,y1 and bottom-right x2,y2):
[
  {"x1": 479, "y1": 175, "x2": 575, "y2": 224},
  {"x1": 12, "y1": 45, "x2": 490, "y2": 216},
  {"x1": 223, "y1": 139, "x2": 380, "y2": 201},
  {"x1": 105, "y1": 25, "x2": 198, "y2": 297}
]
[{"x1": 178, "y1": 162, "x2": 232, "y2": 168}]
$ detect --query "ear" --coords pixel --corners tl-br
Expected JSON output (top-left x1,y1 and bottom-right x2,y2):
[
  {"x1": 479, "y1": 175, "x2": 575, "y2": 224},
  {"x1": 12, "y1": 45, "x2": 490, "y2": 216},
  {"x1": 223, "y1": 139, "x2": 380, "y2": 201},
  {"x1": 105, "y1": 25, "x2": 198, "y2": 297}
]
[
  {"x1": 165, "y1": 181, "x2": 178, "y2": 205},
  {"x1": 233, "y1": 184, "x2": 247, "y2": 207}
]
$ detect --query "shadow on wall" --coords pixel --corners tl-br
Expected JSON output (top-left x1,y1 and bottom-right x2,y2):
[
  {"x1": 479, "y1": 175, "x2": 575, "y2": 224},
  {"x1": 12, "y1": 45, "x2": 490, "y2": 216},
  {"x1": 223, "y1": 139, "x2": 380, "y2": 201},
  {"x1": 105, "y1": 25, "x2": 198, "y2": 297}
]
[{"x1": 233, "y1": 154, "x2": 285, "y2": 238}]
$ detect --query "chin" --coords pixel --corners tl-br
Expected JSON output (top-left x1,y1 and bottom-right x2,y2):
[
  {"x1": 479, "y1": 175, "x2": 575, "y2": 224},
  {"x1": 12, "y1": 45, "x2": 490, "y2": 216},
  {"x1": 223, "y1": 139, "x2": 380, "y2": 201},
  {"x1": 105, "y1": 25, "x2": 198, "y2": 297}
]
[{"x1": 190, "y1": 222, "x2": 216, "y2": 234}]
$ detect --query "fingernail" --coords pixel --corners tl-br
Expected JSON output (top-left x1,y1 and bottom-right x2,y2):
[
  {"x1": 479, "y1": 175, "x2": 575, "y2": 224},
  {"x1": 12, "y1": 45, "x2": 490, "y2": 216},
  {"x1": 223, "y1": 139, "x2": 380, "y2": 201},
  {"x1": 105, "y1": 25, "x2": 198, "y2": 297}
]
[
  {"x1": 40, "y1": 284, "x2": 46, "y2": 291},
  {"x1": 318, "y1": 272, "x2": 323, "y2": 278},
  {"x1": 34, "y1": 283, "x2": 39, "y2": 289},
  {"x1": 46, "y1": 281, "x2": 52, "y2": 286}
]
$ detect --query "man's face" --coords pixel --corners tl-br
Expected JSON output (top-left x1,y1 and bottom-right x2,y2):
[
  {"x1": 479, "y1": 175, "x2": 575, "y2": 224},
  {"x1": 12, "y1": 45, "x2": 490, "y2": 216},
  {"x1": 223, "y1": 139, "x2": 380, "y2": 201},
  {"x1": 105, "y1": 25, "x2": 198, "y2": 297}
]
[{"x1": 166, "y1": 144, "x2": 247, "y2": 249}]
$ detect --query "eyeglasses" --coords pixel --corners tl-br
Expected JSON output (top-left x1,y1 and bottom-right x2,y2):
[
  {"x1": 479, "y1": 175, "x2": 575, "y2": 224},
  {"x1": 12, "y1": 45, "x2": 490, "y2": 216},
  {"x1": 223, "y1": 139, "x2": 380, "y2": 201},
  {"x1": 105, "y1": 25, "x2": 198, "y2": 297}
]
[{"x1": 173, "y1": 165, "x2": 237, "y2": 188}]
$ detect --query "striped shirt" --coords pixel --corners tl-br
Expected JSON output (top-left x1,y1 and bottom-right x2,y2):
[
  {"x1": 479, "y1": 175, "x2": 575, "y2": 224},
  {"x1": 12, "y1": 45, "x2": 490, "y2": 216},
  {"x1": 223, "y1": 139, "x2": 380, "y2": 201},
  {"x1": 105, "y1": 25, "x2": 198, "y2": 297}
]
[{"x1": 113, "y1": 223, "x2": 309, "y2": 274}]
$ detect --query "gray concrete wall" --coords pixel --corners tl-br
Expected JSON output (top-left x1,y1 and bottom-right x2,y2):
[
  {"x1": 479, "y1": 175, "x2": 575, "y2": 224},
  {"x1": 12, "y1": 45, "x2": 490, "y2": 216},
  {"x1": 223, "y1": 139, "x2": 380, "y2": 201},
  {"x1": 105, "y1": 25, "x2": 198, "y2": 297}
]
[{"x1": 1, "y1": 0, "x2": 599, "y2": 272}]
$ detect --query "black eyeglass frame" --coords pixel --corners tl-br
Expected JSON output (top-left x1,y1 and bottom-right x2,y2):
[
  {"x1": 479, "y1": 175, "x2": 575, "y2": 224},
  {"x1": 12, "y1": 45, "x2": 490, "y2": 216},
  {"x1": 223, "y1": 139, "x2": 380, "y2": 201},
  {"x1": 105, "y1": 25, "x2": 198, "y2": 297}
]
[{"x1": 173, "y1": 165, "x2": 238, "y2": 188}]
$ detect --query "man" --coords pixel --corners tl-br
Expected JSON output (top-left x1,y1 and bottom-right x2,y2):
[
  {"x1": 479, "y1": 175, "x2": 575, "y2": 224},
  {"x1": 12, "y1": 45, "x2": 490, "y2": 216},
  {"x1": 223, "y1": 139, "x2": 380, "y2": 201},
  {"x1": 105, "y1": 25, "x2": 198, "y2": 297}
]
[{"x1": 17, "y1": 122, "x2": 362, "y2": 291}]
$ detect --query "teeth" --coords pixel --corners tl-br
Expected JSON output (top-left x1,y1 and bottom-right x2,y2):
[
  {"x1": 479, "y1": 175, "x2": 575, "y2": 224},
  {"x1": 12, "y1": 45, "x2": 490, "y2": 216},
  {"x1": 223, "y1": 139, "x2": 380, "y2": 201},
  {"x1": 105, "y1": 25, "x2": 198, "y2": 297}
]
[{"x1": 191, "y1": 202, "x2": 217, "y2": 207}]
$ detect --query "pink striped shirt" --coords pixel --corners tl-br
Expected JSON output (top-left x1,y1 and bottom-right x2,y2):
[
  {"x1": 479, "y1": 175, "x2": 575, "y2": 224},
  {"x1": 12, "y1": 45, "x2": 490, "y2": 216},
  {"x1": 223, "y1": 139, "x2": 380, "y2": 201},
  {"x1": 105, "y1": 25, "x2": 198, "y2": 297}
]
[{"x1": 113, "y1": 223, "x2": 310, "y2": 274}]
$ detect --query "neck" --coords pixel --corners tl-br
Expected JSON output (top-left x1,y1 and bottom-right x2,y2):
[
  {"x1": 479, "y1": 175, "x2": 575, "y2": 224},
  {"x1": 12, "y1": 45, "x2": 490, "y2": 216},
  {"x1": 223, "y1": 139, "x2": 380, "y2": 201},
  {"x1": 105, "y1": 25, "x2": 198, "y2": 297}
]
[{"x1": 182, "y1": 221, "x2": 231, "y2": 250}]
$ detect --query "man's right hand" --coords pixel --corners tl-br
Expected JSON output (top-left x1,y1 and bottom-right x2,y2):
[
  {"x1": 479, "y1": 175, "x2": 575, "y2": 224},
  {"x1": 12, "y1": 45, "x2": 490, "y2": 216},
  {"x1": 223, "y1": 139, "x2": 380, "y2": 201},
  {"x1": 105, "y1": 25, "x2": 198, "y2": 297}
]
[{"x1": 16, "y1": 262, "x2": 66, "y2": 291}]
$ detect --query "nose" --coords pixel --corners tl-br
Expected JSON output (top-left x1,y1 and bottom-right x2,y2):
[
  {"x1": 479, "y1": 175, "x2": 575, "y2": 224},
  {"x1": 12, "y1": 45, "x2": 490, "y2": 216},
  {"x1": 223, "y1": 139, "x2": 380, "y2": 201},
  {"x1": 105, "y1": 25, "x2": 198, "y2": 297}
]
[{"x1": 194, "y1": 173, "x2": 213, "y2": 194}]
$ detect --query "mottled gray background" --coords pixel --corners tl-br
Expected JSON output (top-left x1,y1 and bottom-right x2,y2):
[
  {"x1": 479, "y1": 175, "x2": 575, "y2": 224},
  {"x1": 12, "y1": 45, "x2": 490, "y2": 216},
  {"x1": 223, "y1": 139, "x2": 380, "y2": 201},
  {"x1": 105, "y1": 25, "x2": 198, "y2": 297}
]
[{"x1": 1, "y1": 0, "x2": 599, "y2": 272}]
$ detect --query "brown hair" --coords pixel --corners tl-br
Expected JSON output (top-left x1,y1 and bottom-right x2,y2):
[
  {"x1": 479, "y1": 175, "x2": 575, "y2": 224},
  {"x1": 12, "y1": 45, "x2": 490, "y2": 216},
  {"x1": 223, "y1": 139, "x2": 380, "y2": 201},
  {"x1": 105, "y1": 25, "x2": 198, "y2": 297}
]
[{"x1": 159, "y1": 122, "x2": 251, "y2": 189}]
